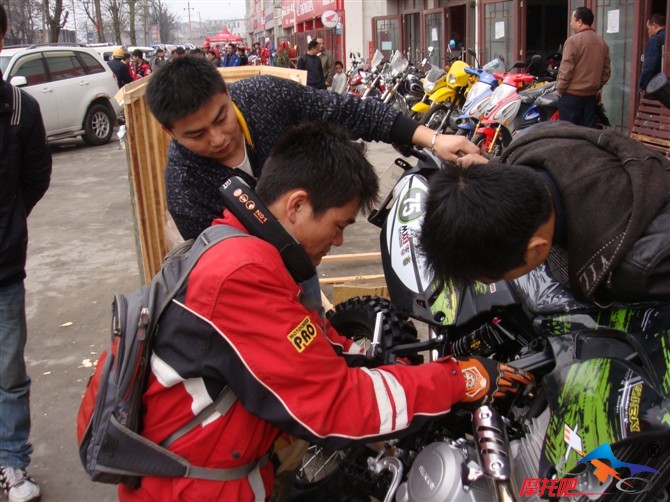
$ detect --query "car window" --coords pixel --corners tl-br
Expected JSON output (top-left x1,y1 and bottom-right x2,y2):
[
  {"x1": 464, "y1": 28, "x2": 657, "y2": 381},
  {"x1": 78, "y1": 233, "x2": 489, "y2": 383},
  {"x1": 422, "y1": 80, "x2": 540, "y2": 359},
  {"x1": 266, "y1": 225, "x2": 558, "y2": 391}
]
[
  {"x1": 45, "y1": 51, "x2": 87, "y2": 81},
  {"x1": 78, "y1": 51, "x2": 106, "y2": 74},
  {"x1": 10, "y1": 53, "x2": 48, "y2": 86},
  {"x1": 0, "y1": 55, "x2": 11, "y2": 74}
]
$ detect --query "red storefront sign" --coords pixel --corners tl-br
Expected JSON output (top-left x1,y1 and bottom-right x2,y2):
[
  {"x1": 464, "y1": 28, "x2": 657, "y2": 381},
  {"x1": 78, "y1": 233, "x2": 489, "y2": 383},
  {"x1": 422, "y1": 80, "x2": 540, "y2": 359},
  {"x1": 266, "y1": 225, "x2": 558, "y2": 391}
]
[{"x1": 282, "y1": 0, "x2": 340, "y2": 28}]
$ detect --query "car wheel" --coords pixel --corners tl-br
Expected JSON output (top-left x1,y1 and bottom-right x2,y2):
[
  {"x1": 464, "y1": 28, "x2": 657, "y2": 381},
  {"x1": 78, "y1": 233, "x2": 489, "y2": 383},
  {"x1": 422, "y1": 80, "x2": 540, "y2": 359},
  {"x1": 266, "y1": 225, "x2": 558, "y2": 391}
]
[{"x1": 82, "y1": 103, "x2": 114, "y2": 146}]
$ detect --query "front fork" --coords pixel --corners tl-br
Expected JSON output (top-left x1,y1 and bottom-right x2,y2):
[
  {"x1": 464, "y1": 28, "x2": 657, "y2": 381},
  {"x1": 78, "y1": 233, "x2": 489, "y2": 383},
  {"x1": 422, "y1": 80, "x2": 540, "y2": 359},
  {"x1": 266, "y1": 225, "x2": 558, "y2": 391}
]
[{"x1": 476, "y1": 122, "x2": 501, "y2": 154}]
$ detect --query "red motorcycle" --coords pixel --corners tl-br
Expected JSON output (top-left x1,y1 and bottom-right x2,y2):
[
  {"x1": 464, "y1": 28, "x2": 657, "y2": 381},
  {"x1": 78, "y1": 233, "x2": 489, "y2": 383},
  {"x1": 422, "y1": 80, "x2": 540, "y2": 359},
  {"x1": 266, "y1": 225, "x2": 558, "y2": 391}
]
[{"x1": 471, "y1": 69, "x2": 558, "y2": 158}]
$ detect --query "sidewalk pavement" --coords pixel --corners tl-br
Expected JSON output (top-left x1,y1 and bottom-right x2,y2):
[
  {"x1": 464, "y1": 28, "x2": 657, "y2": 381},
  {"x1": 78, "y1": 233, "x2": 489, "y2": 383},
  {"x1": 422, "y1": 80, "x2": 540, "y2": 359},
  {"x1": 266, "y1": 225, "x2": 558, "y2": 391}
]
[{"x1": 18, "y1": 136, "x2": 405, "y2": 501}]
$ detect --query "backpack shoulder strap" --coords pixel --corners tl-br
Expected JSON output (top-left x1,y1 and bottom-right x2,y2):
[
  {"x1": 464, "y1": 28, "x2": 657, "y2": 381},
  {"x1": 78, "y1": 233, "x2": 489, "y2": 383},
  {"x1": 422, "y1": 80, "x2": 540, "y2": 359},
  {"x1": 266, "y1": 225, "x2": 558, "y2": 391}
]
[
  {"x1": 160, "y1": 385, "x2": 238, "y2": 448},
  {"x1": 151, "y1": 225, "x2": 249, "y2": 332}
]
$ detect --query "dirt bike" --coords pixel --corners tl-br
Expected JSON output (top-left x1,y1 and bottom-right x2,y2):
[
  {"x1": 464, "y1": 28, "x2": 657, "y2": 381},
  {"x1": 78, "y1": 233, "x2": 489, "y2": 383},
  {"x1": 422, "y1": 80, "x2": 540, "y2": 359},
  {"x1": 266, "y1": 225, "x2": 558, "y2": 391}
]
[
  {"x1": 416, "y1": 54, "x2": 473, "y2": 133},
  {"x1": 289, "y1": 148, "x2": 670, "y2": 502}
]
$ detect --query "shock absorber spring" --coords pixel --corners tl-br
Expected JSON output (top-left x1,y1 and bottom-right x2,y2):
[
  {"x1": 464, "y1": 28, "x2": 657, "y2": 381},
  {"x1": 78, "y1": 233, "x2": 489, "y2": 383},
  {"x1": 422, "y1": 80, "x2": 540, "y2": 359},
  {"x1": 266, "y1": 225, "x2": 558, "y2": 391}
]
[{"x1": 451, "y1": 317, "x2": 509, "y2": 357}]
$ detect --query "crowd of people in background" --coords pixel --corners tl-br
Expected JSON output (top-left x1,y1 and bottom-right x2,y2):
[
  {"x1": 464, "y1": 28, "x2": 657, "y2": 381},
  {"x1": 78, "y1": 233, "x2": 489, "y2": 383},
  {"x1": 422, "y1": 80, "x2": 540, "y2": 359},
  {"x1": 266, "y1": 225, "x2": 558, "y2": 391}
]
[{"x1": 108, "y1": 38, "x2": 343, "y2": 94}]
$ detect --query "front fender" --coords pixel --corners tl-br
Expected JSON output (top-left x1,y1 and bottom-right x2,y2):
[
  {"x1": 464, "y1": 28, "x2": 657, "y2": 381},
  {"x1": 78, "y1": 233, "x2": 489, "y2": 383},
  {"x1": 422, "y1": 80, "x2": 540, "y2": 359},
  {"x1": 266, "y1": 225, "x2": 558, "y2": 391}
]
[
  {"x1": 429, "y1": 87, "x2": 456, "y2": 104},
  {"x1": 411, "y1": 101, "x2": 431, "y2": 113}
]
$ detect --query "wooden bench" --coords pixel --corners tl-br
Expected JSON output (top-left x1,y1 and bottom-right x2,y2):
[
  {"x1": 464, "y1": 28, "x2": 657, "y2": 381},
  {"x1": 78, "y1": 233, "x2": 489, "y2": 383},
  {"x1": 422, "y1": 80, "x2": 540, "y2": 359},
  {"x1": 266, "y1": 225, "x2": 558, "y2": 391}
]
[{"x1": 630, "y1": 98, "x2": 670, "y2": 158}]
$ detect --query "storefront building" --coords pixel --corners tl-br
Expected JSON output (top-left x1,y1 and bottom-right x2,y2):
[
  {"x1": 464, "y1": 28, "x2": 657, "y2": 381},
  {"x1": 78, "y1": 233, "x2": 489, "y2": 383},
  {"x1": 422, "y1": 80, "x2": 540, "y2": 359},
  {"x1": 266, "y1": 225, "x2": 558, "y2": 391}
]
[
  {"x1": 246, "y1": 0, "x2": 668, "y2": 133},
  {"x1": 371, "y1": 0, "x2": 669, "y2": 133}
]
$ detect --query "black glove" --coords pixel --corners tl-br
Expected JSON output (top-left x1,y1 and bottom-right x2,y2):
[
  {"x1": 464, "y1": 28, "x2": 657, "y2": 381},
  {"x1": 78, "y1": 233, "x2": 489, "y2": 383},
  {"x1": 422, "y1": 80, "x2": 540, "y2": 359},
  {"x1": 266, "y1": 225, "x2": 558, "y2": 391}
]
[{"x1": 456, "y1": 356, "x2": 534, "y2": 405}]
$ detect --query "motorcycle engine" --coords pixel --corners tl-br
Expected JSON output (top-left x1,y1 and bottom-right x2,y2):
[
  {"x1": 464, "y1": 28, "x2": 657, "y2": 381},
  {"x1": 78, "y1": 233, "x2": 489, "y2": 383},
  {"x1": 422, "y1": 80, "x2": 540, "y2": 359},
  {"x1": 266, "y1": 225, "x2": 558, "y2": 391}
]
[
  {"x1": 395, "y1": 411, "x2": 551, "y2": 502},
  {"x1": 395, "y1": 441, "x2": 495, "y2": 502}
]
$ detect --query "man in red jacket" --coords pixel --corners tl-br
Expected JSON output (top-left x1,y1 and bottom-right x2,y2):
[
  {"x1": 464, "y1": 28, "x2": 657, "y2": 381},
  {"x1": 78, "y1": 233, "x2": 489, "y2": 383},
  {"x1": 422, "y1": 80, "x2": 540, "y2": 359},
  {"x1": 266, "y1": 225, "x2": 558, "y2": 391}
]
[
  {"x1": 131, "y1": 49, "x2": 152, "y2": 80},
  {"x1": 117, "y1": 122, "x2": 532, "y2": 501}
]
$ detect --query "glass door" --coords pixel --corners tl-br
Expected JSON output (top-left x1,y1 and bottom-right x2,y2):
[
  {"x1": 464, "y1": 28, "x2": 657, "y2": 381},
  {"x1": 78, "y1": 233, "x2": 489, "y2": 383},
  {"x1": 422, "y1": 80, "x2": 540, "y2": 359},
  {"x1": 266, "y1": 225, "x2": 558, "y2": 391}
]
[
  {"x1": 594, "y1": 1, "x2": 636, "y2": 132},
  {"x1": 482, "y1": 0, "x2": 516, "y2": 67},
  {"x1": 373, "y1": 16, "x2": 401, "y2": 60},
  {"x1": 423, "y1": 8, "x2": 446, "y2": 67},
  {"x1": 404, "y1": 11, "x2": 422, "y2": 64}
]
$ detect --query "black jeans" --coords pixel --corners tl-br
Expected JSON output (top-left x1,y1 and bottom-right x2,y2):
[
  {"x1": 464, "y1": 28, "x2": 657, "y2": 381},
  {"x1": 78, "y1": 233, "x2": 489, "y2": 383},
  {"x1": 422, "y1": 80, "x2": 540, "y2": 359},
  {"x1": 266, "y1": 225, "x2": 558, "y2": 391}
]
[{"x1": 558, "y1": 93, "x2": 598, "y2": 128}]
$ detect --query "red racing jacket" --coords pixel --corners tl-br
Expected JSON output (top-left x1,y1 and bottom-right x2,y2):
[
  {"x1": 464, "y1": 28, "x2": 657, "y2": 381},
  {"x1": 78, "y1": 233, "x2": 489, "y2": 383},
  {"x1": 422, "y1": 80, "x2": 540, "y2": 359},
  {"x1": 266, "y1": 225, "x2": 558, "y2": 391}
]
[
  {"x1": 118, "y1": 212, "x2": 466, "y2": 501},
  {"x1": 131, "y1": 59, "x2": 152, "y2": 80}
]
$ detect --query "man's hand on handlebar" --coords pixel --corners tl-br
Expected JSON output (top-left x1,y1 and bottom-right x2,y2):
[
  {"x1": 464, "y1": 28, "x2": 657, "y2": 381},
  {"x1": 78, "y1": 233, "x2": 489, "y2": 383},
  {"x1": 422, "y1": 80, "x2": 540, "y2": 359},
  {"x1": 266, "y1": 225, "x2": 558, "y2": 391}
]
[
  {"x1": 456, "y1": 153, "x2": 490, "y2": 168},
  {"x1": 456, "y1": 356, "x2": 534, "y2": 406},
  {"x1": 412, "y1": 125, "x2": 479, "y2": 163}
]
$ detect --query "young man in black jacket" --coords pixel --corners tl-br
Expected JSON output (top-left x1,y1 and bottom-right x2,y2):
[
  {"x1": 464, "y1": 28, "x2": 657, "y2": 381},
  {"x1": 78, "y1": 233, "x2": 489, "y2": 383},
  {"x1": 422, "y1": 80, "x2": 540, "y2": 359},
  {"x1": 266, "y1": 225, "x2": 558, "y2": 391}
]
[
  {"x1": 298, "y1": 40, "x2": 325, "y2": 89},
  {"x1": 0, "y1": 5, "x2": 52, "y2": 501},
  {"x1": 420, "y1": 121, "x2": 670, "y2": 303},
  {"x1": 145, "y1": 55, "x2": 477, "y2": 241}
]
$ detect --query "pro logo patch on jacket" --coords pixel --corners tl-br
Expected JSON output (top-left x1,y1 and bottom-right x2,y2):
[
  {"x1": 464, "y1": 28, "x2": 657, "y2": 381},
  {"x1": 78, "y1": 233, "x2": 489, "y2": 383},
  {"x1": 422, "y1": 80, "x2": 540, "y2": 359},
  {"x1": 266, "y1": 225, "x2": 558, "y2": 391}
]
[{"x1": 288, "y1": 316, "x2": 318, "y2": 352}]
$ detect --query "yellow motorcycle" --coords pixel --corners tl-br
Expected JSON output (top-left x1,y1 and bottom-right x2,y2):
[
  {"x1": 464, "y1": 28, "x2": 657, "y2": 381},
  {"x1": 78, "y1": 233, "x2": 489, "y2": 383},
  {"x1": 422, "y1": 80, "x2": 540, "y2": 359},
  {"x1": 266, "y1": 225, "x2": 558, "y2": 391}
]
[{"x1": 414, "y1": 57, "x2": 473, "y2": 133}]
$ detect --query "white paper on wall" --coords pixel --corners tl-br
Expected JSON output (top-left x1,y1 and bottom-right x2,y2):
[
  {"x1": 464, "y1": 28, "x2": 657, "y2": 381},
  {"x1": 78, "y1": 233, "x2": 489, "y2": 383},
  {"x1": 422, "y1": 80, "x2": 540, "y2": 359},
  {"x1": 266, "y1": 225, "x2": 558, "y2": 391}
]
[
  {"x1": 607, "y1": 10, "x2": 620, "y2": 34},
  {"x1": 495, "y1": 21, "x2": 505, "y2": 40}
]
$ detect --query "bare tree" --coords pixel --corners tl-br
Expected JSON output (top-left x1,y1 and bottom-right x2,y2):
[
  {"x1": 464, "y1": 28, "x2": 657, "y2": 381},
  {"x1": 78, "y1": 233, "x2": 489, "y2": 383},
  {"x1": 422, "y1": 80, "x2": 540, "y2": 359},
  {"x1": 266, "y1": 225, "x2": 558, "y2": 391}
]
[
  {"x1": 4, "y1": 0, "x2": 41, "y2": 44},
  {"x1": 43, "y1": 0, "x2": 69, "y2": 42},
  {"x1": 82, "y1": 0, "x2": 107, "y2": 43},
  {"x1": 150, "y1": 0, "x2": 176, "y2": 43},
  {"x1": 81, "y1": 0, "x2": 107, "y2": 43},
  {"x1": 126, "y1": 0, "x2": 136, "y2": 45},
  {"x1": 105, "y1": 0, "x2": 125, "y2": 43}
]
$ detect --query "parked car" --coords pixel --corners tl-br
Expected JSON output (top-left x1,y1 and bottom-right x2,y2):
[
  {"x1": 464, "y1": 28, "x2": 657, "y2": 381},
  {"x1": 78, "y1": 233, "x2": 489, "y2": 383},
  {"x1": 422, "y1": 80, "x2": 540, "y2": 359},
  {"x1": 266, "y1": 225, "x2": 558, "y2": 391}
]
[
  {"x1": 89, "y1": 44, "x2": 155, "y2": 62},
  {"x1": 0, "y1": 43, "x2": 122, "y2": 145}
]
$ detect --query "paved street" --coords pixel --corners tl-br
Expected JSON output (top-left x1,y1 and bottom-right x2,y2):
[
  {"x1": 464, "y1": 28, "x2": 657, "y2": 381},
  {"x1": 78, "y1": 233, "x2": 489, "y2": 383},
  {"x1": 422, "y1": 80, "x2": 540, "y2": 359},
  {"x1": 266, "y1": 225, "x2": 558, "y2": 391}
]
[{"x1": 19, "y1": 133, "x2": 402, "y2": 501}]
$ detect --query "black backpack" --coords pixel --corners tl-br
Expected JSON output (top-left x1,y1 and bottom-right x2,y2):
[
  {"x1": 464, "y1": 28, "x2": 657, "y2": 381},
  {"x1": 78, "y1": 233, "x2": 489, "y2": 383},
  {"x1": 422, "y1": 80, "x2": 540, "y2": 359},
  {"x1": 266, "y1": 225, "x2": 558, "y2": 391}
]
[{"x1": 76, "y1": 225, "x2": 264, "y2": 488}]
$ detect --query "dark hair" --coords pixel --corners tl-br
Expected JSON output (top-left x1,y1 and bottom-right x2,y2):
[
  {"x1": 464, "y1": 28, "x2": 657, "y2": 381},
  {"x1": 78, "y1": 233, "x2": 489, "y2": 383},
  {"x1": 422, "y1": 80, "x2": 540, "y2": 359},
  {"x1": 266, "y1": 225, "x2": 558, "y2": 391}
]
[
  {"x1": 123, "y1": 52, "x2": 131, "y2": 60},
  {"x1": 0, "y1": 4, "x2": 7, "y2": 38},
  {"x1": 574, "y1": 7, "x2": 594, "y2": 26},
  {"x1": 649, "y1": 13, "x2": 666, "y2": 26},
  {"x1": 256, "y1": 123, "x2": 378, "y2": 217},
  {"x1": 335, "y1": 60, "x2": 343, "y2": 67},
  {"x1": 146, "y1": 55, "x2": 227, "y2": 129},
  {"x1": 176, "y1": 46, "x2": 185, "y2": 55},
  {"x1": 419, "y1": 162, "x2": 552, "y2": 285},
  {"x1": 156, "y1": 47, "x2": 165, "y2": 53},
  {"x1": 132, "y1": 49, "x2": 143, "y2": 58},
  {"x1": 307, "y1": 40, "x2": 319, "y2": 51}
]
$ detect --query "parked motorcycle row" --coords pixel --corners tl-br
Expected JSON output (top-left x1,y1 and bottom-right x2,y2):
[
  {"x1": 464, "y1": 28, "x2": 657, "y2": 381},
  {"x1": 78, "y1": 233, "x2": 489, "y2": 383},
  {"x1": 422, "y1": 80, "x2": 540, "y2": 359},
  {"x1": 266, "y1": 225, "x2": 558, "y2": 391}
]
[{"x1": 345, "y1": 46, "x2": 609, "y2": 158}]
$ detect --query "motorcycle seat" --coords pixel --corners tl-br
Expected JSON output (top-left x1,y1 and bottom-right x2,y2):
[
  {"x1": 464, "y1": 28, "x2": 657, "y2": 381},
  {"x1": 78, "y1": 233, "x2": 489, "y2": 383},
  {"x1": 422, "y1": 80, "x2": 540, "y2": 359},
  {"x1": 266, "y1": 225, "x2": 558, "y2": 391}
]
[
  {"x1": 519, "y1": 82, "x2": 556, "y2": 104},
  {"x1": 535, "y1": 91, "x2": 559, "y2": 108}
]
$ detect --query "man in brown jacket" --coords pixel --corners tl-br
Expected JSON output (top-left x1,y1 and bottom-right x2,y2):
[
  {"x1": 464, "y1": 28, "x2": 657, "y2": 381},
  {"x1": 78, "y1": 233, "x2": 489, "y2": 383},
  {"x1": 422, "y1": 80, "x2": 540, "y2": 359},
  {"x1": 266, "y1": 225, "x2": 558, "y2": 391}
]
[{"x1": 557, "y1": 7, "x2": 611, "y2": 127}]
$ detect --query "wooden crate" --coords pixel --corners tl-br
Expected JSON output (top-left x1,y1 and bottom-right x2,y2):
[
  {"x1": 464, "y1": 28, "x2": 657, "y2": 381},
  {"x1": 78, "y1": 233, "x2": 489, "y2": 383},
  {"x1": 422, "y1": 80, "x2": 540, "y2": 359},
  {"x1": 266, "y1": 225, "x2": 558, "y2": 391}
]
[
  {"x1": 630, "y1": 98, "x2": 670, "y2": 158},
  {"x1": 117, "y1": 66, "x2": 307, "y2": 284}
]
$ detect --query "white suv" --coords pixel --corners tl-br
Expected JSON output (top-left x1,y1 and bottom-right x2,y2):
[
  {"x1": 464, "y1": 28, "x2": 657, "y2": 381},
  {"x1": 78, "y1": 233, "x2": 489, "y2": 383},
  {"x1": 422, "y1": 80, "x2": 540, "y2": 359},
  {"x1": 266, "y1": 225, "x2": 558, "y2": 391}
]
[{"x1": 0, "y1": 44, "x2": 122, "y2": 145}]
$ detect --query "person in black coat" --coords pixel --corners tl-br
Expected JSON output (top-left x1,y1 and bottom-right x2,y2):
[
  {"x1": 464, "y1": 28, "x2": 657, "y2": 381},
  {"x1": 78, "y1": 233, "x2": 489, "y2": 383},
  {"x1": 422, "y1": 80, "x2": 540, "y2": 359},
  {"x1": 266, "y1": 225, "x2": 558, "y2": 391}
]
[
  {"x1": 0, "y1": 6, "x2": 52, "y2": 500},
  {"x1": 107, "y1": 47, "x2": 134, "y2": 88},
  {"x1": 144, "y1": 55, "x2": 477, "y2": 241},
  {"x1": 297, "y1": 40, "x2": 325, "y2": 89},
  {"x1": 420, "y1": 121, "x2": 670, "y2": 303}
]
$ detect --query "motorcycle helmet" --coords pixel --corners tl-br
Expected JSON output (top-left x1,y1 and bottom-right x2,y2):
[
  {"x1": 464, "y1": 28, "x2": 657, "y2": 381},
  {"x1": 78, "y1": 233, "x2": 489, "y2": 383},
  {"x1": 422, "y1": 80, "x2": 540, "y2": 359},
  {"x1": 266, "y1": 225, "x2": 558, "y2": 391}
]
[
  {"x1": 483, "y1": 58, "x2": 505, "y2": 74},
  {"x1": 406, "y1": 73, "x2": 424, "y2": 96}
]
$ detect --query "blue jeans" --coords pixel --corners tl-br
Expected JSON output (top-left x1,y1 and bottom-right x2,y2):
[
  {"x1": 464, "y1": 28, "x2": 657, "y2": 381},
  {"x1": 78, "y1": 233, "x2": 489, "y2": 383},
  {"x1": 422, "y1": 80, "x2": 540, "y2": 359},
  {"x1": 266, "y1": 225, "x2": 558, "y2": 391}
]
[{"x1": 0, "y1": 281, "x2": 33, "y2": 469}]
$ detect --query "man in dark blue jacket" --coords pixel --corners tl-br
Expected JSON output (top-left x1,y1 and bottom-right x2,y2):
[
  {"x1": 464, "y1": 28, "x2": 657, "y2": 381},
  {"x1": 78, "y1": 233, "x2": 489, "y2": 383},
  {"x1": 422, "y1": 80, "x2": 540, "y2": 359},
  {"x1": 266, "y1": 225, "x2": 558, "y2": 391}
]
[
  {"x1": 145, "y1": 55, "x2": 477, "y2": 242},
  {"x1": 639, "y1": 13, "x2": 666, "y2": 92},
  {"x1": 107, "y1": 47, "x2": 134, "y2": 88},
  {"x1": 0, "y1": 6, "x2": 52, "y2": 501}
]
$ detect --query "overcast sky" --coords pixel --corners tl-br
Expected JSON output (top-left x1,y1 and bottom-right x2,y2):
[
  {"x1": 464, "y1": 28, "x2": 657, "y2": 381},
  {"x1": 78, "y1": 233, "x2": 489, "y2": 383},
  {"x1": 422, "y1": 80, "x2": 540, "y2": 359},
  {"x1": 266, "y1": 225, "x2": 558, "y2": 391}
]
[{"x1": 164, "y1": 0, "x2": 247, "y2": 22}]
